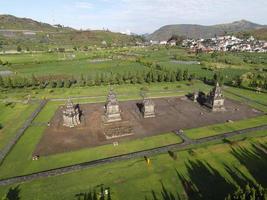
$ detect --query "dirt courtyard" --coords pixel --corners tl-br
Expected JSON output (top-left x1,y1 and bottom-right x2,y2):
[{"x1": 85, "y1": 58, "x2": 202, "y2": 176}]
[{"x1": 34, "y1": 97, "x2": 263, "y2": 156}]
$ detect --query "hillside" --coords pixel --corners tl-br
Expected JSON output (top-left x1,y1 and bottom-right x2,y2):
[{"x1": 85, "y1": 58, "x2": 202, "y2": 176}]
[
  {"x1": 0, "y1": 15, "x2": 142, "y2": 50},
  {"x1": 236, "y1": 28, "x2": 267, "y2": 41},
  {"x1": 0, "y1": 14, "x2": 73, "y2": 32},
  {"x1": 148, "y1": 20, "x2": 267, "y2": 41}
]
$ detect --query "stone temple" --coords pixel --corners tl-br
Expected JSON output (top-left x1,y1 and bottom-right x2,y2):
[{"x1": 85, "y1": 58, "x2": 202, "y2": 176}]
[
  {"x1": 142, "y1": 98, "x2": 156, "y2": 118},
  {"x1": 104, "y1": 89, "x2": 122, "y2": 123},
  {"x1": 62, "y1": 98, "x2": 81, "y2": 128},
  {"x1": 206, "y1": 82, "x2": 225, "y2": 111}
]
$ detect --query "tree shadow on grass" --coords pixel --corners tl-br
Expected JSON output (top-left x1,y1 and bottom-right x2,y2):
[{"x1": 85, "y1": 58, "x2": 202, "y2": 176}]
[
  {"x1": 231, "y1": 143, "x2": 267, "y2": 187},
  {"x1": 75, "y1": 185, "x2": 111, "y2": 200},
  {"x1": 177, "y1": 160, "x2": 235, "y2": 200},
  {"x1": 6, "y1": 185, "x2": 20, "y2": 200},
  {"x1": 148, "y1": 181, "x2": 182, "y2": 200},
  {"x1": 223, "y1": 164, "x2": 254, "y2": 188}
]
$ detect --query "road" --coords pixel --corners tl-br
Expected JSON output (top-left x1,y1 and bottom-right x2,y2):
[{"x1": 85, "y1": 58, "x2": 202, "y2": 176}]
[{"x1": 0, "y1": 124, "x2": 266, "y2": 186}]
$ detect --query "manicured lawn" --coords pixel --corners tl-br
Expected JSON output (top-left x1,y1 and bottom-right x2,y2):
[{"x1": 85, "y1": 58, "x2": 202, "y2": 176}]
[
  {"x1": 0, "y1": 99, "x2": 183, "y2": 179},
  {"x1": 224, "y1": 86, "x2": 267, "y2": 112},
  {"x1": 0, "y1": 136, "x2": 266, "y2": 200},
  {"x1": 184, "y1": 115, "x2": 267, "y2": 139},
  {"x1": 0, "y1": 102, "x2": 39, "y2": 150},
  {"x1": 0, "y1": 124, "x2": 181, "y2": 179},
  {"x1": 0, "y1": 81, "x2": 211, "y2": 100}
]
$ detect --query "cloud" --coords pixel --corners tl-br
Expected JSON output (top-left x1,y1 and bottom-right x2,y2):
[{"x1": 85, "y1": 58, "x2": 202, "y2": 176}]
[
  {"x1": 56, "y1": 0, "x2": 267, "y2": 34},
  {"x1": 75, "y1": 2, "x2": 93, "y2": 9}
]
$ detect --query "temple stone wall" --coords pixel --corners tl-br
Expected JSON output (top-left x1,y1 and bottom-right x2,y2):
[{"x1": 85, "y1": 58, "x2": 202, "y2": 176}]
[
  {"x1": 104, "y1": 90, "x2": 122, "y2": 123},
  {"x1": 62, "y1": 98, "x2": 81, "y2": 128}
]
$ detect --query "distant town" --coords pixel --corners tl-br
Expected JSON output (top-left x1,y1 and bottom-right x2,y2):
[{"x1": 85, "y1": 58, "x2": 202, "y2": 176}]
[{"x1": 149, "y1": 35, "x2": 267, "y2": 53}]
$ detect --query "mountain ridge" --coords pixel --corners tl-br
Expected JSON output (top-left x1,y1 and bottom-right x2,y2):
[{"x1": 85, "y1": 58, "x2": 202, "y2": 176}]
[
  {"x1": 0, "y1": 14, "x2": 142, "y2": 50},
  {"x1": 148, "y1": 20, "x2": 267, "y2": 41}
]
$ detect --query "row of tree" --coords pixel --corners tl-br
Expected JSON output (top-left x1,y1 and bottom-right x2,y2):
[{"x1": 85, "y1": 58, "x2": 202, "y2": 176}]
[
  {"x1": 225, "y1": 184, "x2": 266, "y2": 200},
  {"x1": 0, "y1": 69, "x2": 197, "y2": 89}
]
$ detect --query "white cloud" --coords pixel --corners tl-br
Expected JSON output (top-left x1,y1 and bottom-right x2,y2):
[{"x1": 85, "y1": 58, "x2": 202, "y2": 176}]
[
  {"x1": 57, "y1": 0, "x2": 267, "y2": 34},
  {"x1": 75, "y1": 2, "x2": 93, "y2": 9}
]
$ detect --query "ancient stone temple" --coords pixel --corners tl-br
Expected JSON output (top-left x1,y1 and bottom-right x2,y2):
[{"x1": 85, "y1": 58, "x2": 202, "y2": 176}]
[
  {"x1": 142, "y1": 98, "x2": 156, "y2": 118},
  {"x1": 104, "y1": 89, "x2": 122, "y2": 123},
  {"x1": 192, "y1": 91, "x2": 199, "y2": 102},
  {"x1": 62, "y1": 98, "x2": 81, "y2": 128},
  {"x1": 206, "y1": 82, "x2": 225, "y2": 111}
]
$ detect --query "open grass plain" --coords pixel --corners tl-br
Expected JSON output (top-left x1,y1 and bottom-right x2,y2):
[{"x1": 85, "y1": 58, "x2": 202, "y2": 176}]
[{"x1": 0, "y1": 47, "x2": 266, "y2": 200}]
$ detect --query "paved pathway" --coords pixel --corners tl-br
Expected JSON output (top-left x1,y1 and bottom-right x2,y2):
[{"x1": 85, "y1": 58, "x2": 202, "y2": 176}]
[
  {"x1": 174, "y1": 130, "x2": 192, "y2": 143},
  {"x1": 0, "y1": 124, "x2": 266, "y2": 186},
  {"x1": 0, "y1": 100, "x2": 48, "y2": 163}
]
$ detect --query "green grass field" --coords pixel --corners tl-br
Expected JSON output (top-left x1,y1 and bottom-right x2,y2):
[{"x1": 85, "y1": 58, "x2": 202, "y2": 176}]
[
  {"x1": 0, "y1": 81, "x2": 211, "y2": 100},
  {"x1": 8, "y1": 59, "x2": 146, "y2": 77},
  {"x1": 0, "y1": 102, "x2": 39, "y2": 150},
  {"x1": 185, "y1": 115, "x2": 267, "y2": 139},
  {"x1": 0, "y1": 135, "x2": 266, "y2": 200},
  {"x1": 0, "y1": 47, "x2": 267, "y2": 199},
  {"x1": 224, "y1": 86, "x2": 267, "y2": 112}
]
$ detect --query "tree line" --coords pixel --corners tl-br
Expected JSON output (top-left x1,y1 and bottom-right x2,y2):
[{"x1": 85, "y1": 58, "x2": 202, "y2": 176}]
[{"x1": 0, "y1": 68, "x2": 195, "y2": 90}]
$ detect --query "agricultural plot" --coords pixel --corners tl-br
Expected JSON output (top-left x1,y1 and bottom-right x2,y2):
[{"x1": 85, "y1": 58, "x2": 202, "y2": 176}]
[{"x1": 8, "y1": 59, "x2": 147, "y2": 77}]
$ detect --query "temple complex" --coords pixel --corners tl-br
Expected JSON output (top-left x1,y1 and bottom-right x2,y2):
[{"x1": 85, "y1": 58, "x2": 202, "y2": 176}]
[
  {"x1": 205, "y1": 82, "x2": 225, "y2": 111},
  {"x1": 62, "y1": 98, "x2": 81, "y2": 128},
  {"x1": 142, "y1": 98, "x2": 156, "y2": 118},
  {"x1": 104, "y1": 89, "x2": 122, "y2": 123}
]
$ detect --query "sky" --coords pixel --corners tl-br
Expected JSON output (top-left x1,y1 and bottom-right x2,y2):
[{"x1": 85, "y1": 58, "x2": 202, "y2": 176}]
[{"x1": 0, "y1": 0, "x2": 266, "y2": 34}]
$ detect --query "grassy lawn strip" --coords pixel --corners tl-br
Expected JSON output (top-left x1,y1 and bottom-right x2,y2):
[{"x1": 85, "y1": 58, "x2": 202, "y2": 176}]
[
  {"x1": 0, "y1": 136, "x2": 266, "y2": 200},
  {"x1": 224, "y1": 86, "x2": 267, "y2": 105},
  {"x1": 185, "y1": 115, "x2": 267, "y2": 139},
  {"x1": 0, "y1": 102, "x2": 39, "y2": 150},
  {"x1": 0, "y1": 81, "x2": 210, "y2": 100},
  {"x1": 224, "y1": 90, "x2": 267, "y2": 112},
  {"x1": 0, "y1": 125, "x2": 181, "y2": 179}
]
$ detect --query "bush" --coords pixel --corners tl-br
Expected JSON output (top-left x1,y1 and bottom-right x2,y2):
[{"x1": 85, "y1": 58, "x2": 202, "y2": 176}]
[
  {"x1": 0, "y1": 123, "x2": 3, "y2": 129},
  {"x1": 140, "y1": 86, "x2": 149, "y2": 92}
]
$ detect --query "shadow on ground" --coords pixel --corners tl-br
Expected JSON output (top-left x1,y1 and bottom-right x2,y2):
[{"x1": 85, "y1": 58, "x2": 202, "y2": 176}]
[
  {"x1": 75, "y1": 184, "x2": 111, "y2": 200},
  {"x1": 231, "y1": 142, "x2": 267, "y2": 187},
  {"x1": 5, "y1": 185, "x2": 20, "y2": 200}
]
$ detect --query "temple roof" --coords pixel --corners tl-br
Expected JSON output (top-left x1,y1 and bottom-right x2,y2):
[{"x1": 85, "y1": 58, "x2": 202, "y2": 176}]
[
  {"x1": 143, "y1": 98, "x2": 154, "y2": 106},
  {"x1": 107, "y1": 89, "x2": 118, "y2": 105},
  {"x1": 63, "y1": 98, "x2": 79, "y2": 117},
  {"x1": 210, "y1": 82, "x2": 223, "y2": 99}
]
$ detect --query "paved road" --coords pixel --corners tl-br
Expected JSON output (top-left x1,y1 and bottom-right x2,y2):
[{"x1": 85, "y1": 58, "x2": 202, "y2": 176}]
[
  {"x1": 0, "y1": 124, "x2": 266, "y2": 186},
  {"x1": 0, "y1": 100, "x2": 48, "y2": 163}
]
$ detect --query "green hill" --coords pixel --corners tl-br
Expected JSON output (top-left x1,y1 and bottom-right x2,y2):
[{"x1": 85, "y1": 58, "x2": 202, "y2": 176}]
[
  {"x1": 148, "y1": 20, "x2": 267, "y2": 40},
  {"x1": 236, "y1": 28, "x2": 267, "y2": 40},
  {"x1": 0, "y1": 14, "x2": 73, "y2": 32},
  {"x1": 0, "y1": 15, "x2": 142, "y2": 50}
]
